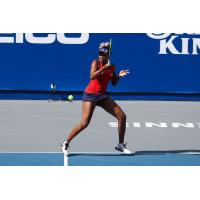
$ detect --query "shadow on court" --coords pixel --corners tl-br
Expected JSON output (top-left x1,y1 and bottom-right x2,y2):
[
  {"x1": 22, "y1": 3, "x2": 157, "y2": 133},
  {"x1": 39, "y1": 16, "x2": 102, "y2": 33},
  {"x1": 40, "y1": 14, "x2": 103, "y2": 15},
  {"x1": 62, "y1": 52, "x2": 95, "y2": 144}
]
[
  {"x1": 134, "y1": 149, "x2": 200, "y2": 155},
  {"x1": 68, "y1": 150, "x2": 200, "y2": 166},
  {"x1": 69, "y1": 149, "x2": 200, "y2": 157}
]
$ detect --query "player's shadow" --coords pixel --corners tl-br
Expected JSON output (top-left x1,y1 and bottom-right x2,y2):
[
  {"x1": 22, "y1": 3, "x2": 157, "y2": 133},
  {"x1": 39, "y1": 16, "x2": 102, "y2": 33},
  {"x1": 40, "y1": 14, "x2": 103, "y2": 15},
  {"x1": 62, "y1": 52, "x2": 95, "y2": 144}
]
[
  {"x1": 68, "y1": 153, "x2": 131, "y2": 157},
  {"x1": 134, "y1": 150, "x2": 200, "y2": 155},
  {"x1": 68, "y1": 150, "x2": 200, "y2": 157}
]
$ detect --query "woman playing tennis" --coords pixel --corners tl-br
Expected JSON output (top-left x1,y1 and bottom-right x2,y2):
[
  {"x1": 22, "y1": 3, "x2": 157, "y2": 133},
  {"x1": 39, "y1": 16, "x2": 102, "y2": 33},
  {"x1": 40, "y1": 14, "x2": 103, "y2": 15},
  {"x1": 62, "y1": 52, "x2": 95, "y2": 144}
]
[{"x1": 61, "y1": 42, "x2": 131, "y2": 154}]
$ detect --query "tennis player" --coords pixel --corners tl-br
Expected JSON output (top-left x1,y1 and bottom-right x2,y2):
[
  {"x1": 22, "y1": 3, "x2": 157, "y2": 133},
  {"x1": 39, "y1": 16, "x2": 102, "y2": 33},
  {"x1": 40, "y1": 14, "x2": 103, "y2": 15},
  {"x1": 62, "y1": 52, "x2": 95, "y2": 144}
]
[{"x1": 61, "y1": 42, "x2": 131, "y2": 154}]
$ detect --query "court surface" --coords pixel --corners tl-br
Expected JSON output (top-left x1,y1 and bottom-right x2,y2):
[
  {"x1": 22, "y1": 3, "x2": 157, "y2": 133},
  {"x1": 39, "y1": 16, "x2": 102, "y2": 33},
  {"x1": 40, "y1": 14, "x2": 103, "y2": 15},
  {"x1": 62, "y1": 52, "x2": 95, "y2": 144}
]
[
  {"x1": 0, "y1": 100, "x2": 200, "y2": 166},
  {"x1": 1, "y1": 152, "x2": 200, "y2": 166}
]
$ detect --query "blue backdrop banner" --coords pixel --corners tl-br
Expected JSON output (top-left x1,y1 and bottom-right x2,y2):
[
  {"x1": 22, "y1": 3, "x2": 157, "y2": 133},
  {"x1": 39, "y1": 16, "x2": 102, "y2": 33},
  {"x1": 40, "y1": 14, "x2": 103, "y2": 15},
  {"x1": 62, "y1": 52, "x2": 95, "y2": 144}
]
[{"x1": 0, "y1": 33, "x2": 200, "y2": 100}]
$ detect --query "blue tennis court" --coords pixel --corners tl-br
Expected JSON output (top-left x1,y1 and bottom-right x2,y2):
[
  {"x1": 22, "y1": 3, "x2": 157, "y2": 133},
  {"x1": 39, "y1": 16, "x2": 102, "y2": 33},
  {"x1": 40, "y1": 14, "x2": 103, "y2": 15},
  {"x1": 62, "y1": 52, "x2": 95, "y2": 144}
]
[
  {"x1": 0, "y1": 153, "x2": 63, "y2": 166},
  {"x1": 1, "y1": 152, "x2": 200, "y2": 166}
]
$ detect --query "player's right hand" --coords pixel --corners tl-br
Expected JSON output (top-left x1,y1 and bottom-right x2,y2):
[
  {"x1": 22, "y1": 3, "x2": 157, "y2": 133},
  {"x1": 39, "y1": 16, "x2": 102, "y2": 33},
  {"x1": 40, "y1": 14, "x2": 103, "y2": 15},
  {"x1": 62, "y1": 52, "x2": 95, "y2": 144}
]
[{"x1": 104, "y1": 63, "x2": 111, "y2": 69}]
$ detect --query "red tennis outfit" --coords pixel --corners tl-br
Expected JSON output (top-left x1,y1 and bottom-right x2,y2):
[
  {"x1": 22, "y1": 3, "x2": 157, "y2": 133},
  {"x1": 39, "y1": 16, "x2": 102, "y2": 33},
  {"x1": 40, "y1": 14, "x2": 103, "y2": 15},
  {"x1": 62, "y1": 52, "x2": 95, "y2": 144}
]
[{"x1": 85, "y1": 61, "x2": 115, "y2": 94}]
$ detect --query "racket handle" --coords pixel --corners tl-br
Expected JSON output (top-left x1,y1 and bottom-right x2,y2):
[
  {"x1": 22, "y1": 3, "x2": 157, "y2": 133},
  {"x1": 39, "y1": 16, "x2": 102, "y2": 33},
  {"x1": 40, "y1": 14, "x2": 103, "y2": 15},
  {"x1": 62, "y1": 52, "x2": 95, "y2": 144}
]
[{"x1": 107, "y1": 59, "x2": 111, "y2": 66}]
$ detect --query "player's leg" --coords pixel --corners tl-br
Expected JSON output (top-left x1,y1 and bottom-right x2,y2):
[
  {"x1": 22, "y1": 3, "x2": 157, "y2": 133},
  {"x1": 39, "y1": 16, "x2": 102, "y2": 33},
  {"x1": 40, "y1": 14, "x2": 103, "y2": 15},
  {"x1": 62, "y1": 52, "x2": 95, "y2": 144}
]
[
  {"x1": 99, "y1": 98, "x2": 131, "y2": 154},
  {"x1": 67, "y1": 101, "x2": 96, "y2": 143},
  {"x1": 98, "y1": 97, "x2": 131, "y2": 154},
  {"x1": 61, "y1": 101, "x2": 96, "y2": 154},
  {"x1": 98, "y1": 97, "x2": 126, "y2": 143}
]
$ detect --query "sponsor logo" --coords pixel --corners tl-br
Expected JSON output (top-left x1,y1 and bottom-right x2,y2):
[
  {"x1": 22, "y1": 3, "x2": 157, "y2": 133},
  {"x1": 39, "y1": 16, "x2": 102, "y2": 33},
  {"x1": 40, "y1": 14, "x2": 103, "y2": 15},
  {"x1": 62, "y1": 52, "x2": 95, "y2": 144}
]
[
  {"x1": 0, "y1": 33, "x2": 89, "y2": 44},
  {"x1": 108, "y1": 122, "x2": 200, "y2": 128},
  {"x1": 147, "y1": 33, "x2": 200, "y2": 55}
]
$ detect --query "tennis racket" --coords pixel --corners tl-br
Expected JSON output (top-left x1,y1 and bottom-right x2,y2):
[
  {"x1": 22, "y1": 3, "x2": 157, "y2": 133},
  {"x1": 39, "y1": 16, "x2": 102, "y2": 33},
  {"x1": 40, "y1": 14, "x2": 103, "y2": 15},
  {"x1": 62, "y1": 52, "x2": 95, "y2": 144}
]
[{"x1": 109, "y1": 38, "x2": 112, "y2": 64}]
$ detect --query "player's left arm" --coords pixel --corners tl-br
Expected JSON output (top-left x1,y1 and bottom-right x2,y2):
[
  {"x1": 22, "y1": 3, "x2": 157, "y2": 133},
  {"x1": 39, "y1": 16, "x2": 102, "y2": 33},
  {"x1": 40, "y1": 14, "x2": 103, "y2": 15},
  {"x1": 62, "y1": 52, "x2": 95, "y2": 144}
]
[
  {"x1": 111, "y1": 70, "x2": 120, "y2": 86},
  {"x1": 111, "y1": 66, "x2": 130, "y2": 86}
]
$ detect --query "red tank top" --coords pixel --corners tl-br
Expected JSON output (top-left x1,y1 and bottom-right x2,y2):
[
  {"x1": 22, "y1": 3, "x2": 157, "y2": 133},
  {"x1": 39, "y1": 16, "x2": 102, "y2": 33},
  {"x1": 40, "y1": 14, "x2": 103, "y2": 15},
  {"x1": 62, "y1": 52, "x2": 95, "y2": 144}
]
[{"x1": 85, "y1": 60, "x2": 115, "y2": 94}]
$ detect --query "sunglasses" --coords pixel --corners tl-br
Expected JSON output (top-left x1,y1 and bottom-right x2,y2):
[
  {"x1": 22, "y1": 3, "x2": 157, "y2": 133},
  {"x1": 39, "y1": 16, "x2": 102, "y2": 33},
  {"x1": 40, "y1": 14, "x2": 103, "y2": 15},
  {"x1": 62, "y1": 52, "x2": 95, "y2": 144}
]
[{"x1": 99, "y1": 52, "x2": 108, "y2": 57}]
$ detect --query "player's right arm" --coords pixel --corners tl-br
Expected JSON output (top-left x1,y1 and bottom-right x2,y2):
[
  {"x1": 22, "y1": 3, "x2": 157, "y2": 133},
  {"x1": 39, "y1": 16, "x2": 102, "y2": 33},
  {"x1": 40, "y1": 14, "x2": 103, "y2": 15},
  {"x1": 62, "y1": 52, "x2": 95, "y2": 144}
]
[{"x1": 90, "y1": 60, "x2": 110, "y2": 80}]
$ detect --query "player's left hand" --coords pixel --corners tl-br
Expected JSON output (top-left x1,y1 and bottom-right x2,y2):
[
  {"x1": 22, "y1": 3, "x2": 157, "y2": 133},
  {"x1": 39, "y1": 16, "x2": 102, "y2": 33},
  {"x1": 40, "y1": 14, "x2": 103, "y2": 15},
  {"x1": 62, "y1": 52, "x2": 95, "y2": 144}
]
[{"x1": 119, "y1": 69, "x2": 130, "y2": 77}]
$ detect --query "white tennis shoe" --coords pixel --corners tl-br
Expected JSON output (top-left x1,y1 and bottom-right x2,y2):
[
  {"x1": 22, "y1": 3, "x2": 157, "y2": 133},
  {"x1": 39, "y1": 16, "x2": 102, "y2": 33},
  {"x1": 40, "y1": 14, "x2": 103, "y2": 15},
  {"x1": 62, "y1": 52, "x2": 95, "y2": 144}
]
[
  {"x1": 115, "y1": 143, "x2": 131, "y2": 154},
  {"x1": 61, "y1": 140, "x2": 69, "y2": 155}
]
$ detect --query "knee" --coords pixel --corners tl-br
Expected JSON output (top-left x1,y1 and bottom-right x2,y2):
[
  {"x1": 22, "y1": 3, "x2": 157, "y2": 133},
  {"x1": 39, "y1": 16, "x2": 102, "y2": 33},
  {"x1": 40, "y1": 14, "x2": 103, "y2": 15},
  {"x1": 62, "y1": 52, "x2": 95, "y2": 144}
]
[
  {"x1": 118, "y1": 112, "x2": 126, "y2": 122},
  {"x1": 80, "y1": 120, "x2": 89, "y2": 129}
]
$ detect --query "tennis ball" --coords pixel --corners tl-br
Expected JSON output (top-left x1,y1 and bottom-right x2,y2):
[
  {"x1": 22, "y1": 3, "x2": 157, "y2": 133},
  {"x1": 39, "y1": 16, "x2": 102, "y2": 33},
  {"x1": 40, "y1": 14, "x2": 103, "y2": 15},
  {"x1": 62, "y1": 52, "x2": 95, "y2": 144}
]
[{"x1": 68, "y1": 95, "x2": 74, "y2": 101}]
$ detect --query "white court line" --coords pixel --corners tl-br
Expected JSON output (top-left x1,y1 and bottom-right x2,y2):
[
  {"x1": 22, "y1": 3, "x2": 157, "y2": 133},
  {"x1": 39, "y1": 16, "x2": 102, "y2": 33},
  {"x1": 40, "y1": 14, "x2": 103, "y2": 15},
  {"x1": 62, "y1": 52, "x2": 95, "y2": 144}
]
[
  {"x1": 0, "y1": 151, "x2": 119, "y2": 154},
  {"x1": 0, "y1": 152, "x2": 61, "y2": 154},
  {"x1": 67, "y1": 152, "x2": 121, "y2": 154},
  {"x1": 63, "y1": 154, "x2": 68, "y2": 166},
  {"x1": 1, "y1": 151, "x2": 200, "y2": 154}
]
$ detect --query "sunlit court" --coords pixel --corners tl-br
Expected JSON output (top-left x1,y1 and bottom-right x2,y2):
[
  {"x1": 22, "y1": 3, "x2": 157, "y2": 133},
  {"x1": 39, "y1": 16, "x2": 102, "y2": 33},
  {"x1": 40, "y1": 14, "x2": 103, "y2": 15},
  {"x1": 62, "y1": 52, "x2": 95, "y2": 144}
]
[{"x1": 0, "y1": 33, "x2": 200, "y2": 166}]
